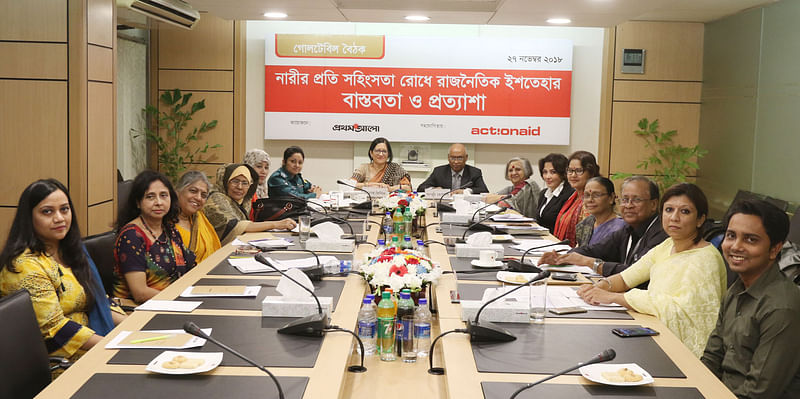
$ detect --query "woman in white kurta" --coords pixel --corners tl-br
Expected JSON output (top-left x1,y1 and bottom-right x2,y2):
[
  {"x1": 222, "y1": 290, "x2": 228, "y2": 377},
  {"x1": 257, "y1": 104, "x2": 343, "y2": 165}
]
[{"x1": 578, "y1": 183, "x2": 727, "y2": 357}]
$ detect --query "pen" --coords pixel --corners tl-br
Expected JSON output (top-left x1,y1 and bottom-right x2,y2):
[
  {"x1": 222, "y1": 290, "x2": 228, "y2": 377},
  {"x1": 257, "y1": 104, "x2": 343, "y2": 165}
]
[{"x1": 129, "y1": 334, "x2": 173, "y2": 344}]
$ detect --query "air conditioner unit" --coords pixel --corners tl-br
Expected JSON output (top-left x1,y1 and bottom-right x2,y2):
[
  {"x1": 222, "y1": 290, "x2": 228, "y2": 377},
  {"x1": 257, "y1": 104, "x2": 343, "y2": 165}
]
[{"x1": 117, "y1": 0, "x2": 200, "y2": 29}]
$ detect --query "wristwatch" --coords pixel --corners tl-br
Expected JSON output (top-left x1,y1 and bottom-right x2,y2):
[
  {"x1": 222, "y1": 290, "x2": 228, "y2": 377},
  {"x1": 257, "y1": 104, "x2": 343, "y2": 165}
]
[{"x1": 592, "y1": 258, "x2": 604, "y2": 274}]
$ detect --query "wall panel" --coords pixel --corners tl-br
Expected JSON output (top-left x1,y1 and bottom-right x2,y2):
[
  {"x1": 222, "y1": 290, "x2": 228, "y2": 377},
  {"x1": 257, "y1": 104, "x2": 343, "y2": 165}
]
[
  {"x1": 614, "y1": 22, "x2": 704, "y2": 82},
  {"x1": 88, "y1": 82, "x2": 115, "y2": 205},
  {"x1": 0, "y1": 80, "x2": 69, "y2": 206},
  {"x1": 87, "y1": 0, "x2": 113, "y2": 47},
  {"x1": 613, "y1": 81, "x2": 701, "y2": 103},
  {"x1": 88, "y1": 45, "x2": 113, "y2": 82},
  {"x1": 157, "y1": 90, "x2": 234, "y2": 164},
  {"x1": 158, "y1": 70, "x2": 233, "y2": 92},
  {"x1": 0, "y1": 208, "x2": 16, "y2": 249},
  {"x1": 0, "y1": 43, "x2": 68, "y2": 80},
  {"x1": 87, "y1": 201, "x2": 114, "y2": 235},
  {"x1": 0, "y1": 0, "x2": 67, "y2": 42},
  {"x1": 158, "y1": 15, "x2": 234, "y2": 70}
]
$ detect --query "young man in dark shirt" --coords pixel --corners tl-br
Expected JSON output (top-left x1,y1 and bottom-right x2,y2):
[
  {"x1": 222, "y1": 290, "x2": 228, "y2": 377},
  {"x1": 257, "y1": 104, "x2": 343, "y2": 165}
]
[{"x1": 701, "y1": 199, "x2": 800, "y2": 398}]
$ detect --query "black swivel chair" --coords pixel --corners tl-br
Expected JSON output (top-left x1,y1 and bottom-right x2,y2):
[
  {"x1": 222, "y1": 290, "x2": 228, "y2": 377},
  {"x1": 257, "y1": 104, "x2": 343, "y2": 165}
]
[
  {"x1": 83, "y1": 231, "x2": 117, "y2": 296},
  {"x1": 0, "y1": 290, "x2": 70, "y2": 399}
]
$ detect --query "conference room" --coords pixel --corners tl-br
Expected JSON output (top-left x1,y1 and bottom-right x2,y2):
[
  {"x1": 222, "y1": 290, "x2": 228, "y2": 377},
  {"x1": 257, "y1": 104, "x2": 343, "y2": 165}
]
[{"x1": 2, "y1": 0, "x2": 800, "y2": 398}]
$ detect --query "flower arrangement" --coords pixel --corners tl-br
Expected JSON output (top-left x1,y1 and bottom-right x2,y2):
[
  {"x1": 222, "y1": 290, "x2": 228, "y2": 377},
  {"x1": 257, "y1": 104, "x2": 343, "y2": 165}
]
[
  {"x1": 379, "y1": 192, "x2": 426, "y2": 215},
  {"x1": 359, "y1": 247, "x2": 442, "y2": 292}
]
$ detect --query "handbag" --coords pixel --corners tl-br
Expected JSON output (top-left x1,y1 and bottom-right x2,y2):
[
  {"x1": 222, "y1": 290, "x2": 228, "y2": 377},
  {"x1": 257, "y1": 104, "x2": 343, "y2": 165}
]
[{"x1": 251, "y1": 197, "x2": 307, "y2": 222}]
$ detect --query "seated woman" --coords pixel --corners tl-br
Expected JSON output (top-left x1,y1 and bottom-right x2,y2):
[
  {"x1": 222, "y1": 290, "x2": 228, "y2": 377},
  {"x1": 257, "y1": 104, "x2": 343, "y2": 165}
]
[
  {"x1": 113, "y1": 171, "x2": 196, "y2": 304},
  {"x1": 244, "y1": 149, "x2": 271, "y2": 221},
  {"x1": 268, "y1": 146, "x2": 323, "y2": 199},
  {"x1": 575, "y1": 177, "x2": 626, "y2": 247},
  {"x1": 175, "y1": 171, "x2": 221, "y2": 263},
  {"x1": 350, "y1": 137, "x2": 411, "y2": 191},
  {"x1": 486, "y1": 157, "x2": 541, "y2": 218},
  {"x1": 0, "y1": 179, "x2": 124, "y2": 363},
  {"x1": 535, "y1": 153, "x2": 574, "y2": 233},
  {"x1": 554, "y1": 151, "x2": 600, "y2": 246},
  {"x1": 578, "y1": 183, "x2": 727, "y2": 357},
  {"x1": 206, "y1": 163, "x2": 297, "y2": 245}
]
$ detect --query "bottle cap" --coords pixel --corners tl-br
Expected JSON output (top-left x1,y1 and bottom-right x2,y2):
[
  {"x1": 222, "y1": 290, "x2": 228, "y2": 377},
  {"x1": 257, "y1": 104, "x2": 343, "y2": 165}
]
[
  {"x1": 363, "y1": 298, "x2": 372, "y2": 304},
  {"x1": 377, "y1": 239, "x2": 385, "y2": 245},
  {"x1": 418, "y1": 298, "x2": 427, "y2": 305},
  {"x1": 392, "y1": 236, "x2": 399, "y2": 241},
  {"x1": 399, "y1": 292, "x2": 411, "y2": 299},
  {"x1": 381, "y1": 291, "x2": 391, "y2": 299},
  {"x1": 404, "y1": 236, "x2": 411, "y2": 241}
]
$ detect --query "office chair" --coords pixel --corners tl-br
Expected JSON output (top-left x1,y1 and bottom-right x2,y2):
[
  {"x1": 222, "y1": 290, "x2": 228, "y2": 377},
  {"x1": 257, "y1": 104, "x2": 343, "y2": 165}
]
[
  {"x1": 0, "y1": 290, "x2": 70, "y2": 399},
  {"x1": 83, "y1": 231, "x2": 117, "y2": 296}
]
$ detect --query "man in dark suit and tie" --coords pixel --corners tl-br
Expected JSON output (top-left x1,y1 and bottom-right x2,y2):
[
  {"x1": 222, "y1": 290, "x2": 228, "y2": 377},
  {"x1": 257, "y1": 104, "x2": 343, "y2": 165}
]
[{"x1": 416, "y1": 143, "x2": 489, "y2": 193}]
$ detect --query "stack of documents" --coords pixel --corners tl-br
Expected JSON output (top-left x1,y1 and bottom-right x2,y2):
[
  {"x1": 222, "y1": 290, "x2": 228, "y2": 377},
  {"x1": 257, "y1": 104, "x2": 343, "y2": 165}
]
[
  {"x1": 482, "y1": 285, "x2": 625, "y2": 311},
  {"x1": 228, "y1": 255, "x2": 338, "y2": 274}
]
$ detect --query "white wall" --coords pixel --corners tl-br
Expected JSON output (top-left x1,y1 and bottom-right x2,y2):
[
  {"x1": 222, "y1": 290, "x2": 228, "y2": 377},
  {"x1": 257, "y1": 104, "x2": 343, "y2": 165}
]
[{"x1": 246, "y1": 21, "x2": 605, "y2": 192}]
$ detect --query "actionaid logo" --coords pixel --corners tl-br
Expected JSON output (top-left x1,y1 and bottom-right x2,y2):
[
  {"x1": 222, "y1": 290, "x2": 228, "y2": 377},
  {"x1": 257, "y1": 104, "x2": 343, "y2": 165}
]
[{"x1": 470, "y1": 126, "x2": 541, "y2": 136}]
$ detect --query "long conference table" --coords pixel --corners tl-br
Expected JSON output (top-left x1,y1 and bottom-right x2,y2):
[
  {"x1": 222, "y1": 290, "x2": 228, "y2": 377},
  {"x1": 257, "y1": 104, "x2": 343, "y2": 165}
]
[{"x1": 37, "y1": 205, "x2": 735, "y2": 399}]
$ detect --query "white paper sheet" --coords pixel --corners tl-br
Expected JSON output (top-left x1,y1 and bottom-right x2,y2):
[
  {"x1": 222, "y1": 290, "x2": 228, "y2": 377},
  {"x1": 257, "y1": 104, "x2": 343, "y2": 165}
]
[
  {"x1": 480, "y1": 285, "x2": 625, "y2": 311},
  {"x1": 105, "y1": 328, "x2": 211, "y2": 349},
  {"x1": 247, "y1": 238, "x2": 293, "y2": 249},
  {"x1": 542, "y1": 265, "x2": 595, "y2": 274},
  {"x1": 228, "y1": 255, "x2": 338, "y2": 273},
  {"x1": 491, "y1": 214, "x2": 534, "y2": 222},
  {"x1": 179, "y1": 286, "x2": 261, "y2": 298},
  {"x1": 134, "y1": 300, "x2": 202, "y2": 313}
]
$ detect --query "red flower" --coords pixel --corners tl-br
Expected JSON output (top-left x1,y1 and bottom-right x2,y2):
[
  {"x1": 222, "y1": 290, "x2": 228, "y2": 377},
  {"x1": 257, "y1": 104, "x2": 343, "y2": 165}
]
[
  {"x1": 398, "y1": 199, "x2": 409, "y2": 207},
  {"x1": 389, "y1": 264, "x2": 408, "y2": 277},
  {"x1": 405, "y1": 256, "x2": 420, "y2": 265}
]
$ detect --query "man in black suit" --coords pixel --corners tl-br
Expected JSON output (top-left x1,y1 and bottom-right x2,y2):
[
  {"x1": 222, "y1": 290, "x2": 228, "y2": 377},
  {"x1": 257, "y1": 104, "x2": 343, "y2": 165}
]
[{"x1": 416, "y1": 143, "x2": 489, "y2": 193}]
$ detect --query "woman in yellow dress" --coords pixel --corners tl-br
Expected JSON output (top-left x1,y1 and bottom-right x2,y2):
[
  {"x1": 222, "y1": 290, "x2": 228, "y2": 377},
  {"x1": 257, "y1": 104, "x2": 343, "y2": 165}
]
[
  {"x1": 175, "y1": 171, "x2": 221, "y2": 263},
  {"x1": 0, "y1": 179, "x2": 125, "y2": 363},
  {"x1": 578, "y1": 183, "x2": 727, "y2": 357}
]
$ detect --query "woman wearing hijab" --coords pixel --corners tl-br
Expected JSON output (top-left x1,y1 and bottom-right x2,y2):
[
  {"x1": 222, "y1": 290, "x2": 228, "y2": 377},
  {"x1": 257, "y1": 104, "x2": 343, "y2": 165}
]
[{"x1": 204, "y1": 163, "x2": 296, "y2": 245}]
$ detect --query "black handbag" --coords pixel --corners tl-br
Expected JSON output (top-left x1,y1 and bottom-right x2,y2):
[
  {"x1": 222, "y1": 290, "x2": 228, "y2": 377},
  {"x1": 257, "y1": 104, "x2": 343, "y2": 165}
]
[{"x1": 251, "y1": 198, "x2": 307, "y2": 222}]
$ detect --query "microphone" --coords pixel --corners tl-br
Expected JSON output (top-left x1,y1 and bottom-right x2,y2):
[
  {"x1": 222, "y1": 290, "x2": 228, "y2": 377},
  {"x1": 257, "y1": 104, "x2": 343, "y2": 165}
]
[
  {"x1": 509, "y1": 348, "x2": 616, "y2": 399},
  {"x1": 336, "y1": 179, "x2": 373, "y2": 210},
  {"x1": 255, "y1": 252, "x2": 327, "y2": 336},
  {"x1": 183, "y1": 321, "x2": 285, "y2": 399},
  {"x1": 436, "y1": 181, "x2": 475, "y2": 213},
  {"x1": 282, "y1": 192, "x2": 327, "y2": 216},
  {"x1": 466, "y1": 270, "x2": 551, "y2": 342},
  {"x1": 256, "y1": 248, "x2": 324, "y2": 281},
  {"x1": 506, "y1": 239, "x2": 570, "y2": 273},
  {"x1": 460, "y1": 211, "x2": 503, "y2": 242},
  {"x1": 469, "y1": 194, "x2": 511, "y2": 222},
  {"x1": 308, "y1": 215, "x2": 358, "y2": 243}
]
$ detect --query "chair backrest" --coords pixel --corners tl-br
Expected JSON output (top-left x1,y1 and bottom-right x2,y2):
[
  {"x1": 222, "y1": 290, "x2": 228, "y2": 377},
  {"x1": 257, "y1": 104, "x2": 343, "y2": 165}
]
[
  {"x1": 788, "y1": 211, "x2": 800, "y2": 247},
  {"x1": 83, "y1": 231, "x2": 117, "y2": 296},
  {"x1": 117, "y1": 179, "x2": 133, "y2": 216},
  {"x1": 0, "y1": 290, "x2": 52, "y2": 399}
]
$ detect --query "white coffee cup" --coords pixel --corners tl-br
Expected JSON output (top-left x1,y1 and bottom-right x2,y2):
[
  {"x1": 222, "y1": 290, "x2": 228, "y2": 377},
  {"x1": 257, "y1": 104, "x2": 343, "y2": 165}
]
[{"x1": 478, "y1": 250, "x2": 497, "y2": 265}]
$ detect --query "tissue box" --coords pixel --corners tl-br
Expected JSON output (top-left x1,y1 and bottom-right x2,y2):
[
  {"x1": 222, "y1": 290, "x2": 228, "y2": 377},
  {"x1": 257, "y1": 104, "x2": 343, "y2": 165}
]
[
  {"x1": 262, "y1": 296, "x2": 333, "y2": 318},
  {"x1": 455, "y1": 243, "x2": 503, "y2": 258},
  {"x1": 441, "y1": 213, "x2": 471, "y2": 224},
  {"x1": 461, "y1": 299, "x2": 530, "y2": 323},
  {"x1": 304, "y1": 238, "x2": 355, "y2": 253}
]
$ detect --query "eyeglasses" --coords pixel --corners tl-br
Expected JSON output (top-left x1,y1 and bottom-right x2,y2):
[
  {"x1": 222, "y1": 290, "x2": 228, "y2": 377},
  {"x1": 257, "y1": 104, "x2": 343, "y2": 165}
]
[
  {"x1": 448, "y1": 156, "x2": 465, "y2": 161},
  {"x1": 372, "y1": 149, "x2": 388, "y2": 154},
  {"x1": 229, "y1": 179, "x2": 251, "y2": 188},
  {"x1": 567, "y1": 168, "x2": 585, "y2": 175},
  {"x1": 582, "y1": 192, "x2": 609, "y2": 201},
  {"x1": 187, "y1": 187, "x2": 209, "y2": 200},
  {"x1": 620, "y1": 197, "x2": 650, "y2": 205}
]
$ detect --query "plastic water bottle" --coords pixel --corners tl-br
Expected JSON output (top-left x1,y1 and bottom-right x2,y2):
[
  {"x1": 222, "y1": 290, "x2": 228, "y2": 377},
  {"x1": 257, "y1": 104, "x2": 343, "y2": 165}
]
[
  {"x1": 366, "y1": 294, "x2": 377, "y2": 313},
  {"x1": 415, "y1": 239, "x2": 424, "y2": 251},
  {"x1": 402, "y1": 235, "x2": 413, "y2": 250},
  {"x1": 377, "y1": 291, "x2": 396, "y2": 361},
  {"x1": 396, "y1": 291, "x2": 417, "y2": 362},
  {"x1": 382, "y1": 211, "x2": 393, "y2": 237},
  {"x1": 357, "y1": 297, "x2": 377, "y2": 355},
  {"x1": 376, "y1": 239, "x2": 386, "y2": 252},
  {"x1": 414, "y1": 298, "x2": 432, "y2": 358}
]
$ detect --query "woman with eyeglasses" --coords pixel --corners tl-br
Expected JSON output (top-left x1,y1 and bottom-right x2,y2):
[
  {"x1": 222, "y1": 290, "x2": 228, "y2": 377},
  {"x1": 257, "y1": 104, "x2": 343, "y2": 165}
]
[
  {"x1": 553, "y1": 151, "x2": 600, "y2": 246},
  {"x1": 175, "y1": 171, "x2": 221, "y2": 263},
  {"x1": 1, "y1": 179, "x2": 125, "y2": 363},
  {"x1": 268, "y1": 146, "x2": 322, "y2": 199},
  {"x1": 487, "y1": 157, "x2": 541, "y2": 218},
  {"x1": 206, "y1": 163, "x2": 297, "y2": 246},
  {"x1": 578, "y1": 183, "x2": 726, "y2": 358},
  {"x1": 350, "y1": 137, "x2": 411, "y2": 191},
  {"x1": 574, "y1": 176, "x2": 625, "y2": 247},
  {"x1": 113, "y1": 171, "x2": 196, "y2": 304}
]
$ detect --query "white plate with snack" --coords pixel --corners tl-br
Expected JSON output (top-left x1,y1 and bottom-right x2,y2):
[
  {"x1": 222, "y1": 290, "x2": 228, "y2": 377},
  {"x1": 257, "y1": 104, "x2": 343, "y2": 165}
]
[
  {"x1": 496, "y1": 271, "x2": 537, "y2": 285},
  {"x1": 146, "y1": 351, "x2": 223, "y2": 375},
  {"x1": 579, "y1": 363, "x2": 654, "y2": 386}
]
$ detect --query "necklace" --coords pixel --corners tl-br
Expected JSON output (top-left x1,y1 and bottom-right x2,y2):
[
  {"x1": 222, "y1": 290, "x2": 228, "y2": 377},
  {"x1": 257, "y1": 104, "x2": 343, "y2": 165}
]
[{"x1": 140, "y1": 216, "x2": 167, "y2": 244}]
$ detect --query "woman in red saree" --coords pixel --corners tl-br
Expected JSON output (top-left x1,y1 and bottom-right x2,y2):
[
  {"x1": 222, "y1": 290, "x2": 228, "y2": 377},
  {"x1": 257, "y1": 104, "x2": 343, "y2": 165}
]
[{"x1": 553, "y1": 151, "x2": 600, "y2": 246}]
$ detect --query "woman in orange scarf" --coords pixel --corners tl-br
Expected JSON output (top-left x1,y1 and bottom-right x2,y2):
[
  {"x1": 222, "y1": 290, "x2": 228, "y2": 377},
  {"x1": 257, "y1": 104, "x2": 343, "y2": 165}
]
[{"x1": 553, "y1": 151, "x2": 600, "y2": 246}]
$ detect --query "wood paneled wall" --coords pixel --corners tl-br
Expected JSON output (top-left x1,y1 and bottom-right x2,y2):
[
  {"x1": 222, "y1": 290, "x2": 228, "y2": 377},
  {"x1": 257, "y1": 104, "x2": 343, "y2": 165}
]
[
  {"x1": 601, "y1": 22, "x2": 704, "y2": 186},
  {"x1": 150, "y1": 14, "x2": 246, "y2": 179},
  {"x1": 0, "y1": 0, "x2": 116, "y2": 244}
]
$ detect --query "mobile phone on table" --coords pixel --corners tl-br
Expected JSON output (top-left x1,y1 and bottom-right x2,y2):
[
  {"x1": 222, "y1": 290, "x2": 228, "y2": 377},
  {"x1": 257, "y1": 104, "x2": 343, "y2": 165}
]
[
  {"x1": 549, "y1": 306, "x2": 587, "y2": 315},
  {"x1": 551, "y1": 272, "x2": 578, "y2": 281},
  {"x1": 612, "y1": 327, "x2": 659, "y2": 337}
]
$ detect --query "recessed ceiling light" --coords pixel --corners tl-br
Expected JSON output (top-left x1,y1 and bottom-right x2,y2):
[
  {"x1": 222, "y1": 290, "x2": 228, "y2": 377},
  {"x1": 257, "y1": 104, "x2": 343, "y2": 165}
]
[
  {"x1": 405, "y1": 15, "x2": 430, "y2": 22},
  {"x1": 546, "y1": 18, "x2": 571, "y2": 24},
  {"x1": 264, "y1": 12, "x2": 287, "y2": 19}
]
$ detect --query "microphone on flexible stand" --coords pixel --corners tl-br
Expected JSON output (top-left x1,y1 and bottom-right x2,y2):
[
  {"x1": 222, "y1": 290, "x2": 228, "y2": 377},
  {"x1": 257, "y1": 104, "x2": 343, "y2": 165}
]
[
  {"x1": 183, "y1": 321, "x2": 286, "y2": 399},
  {"x1": 460, "y1": 211, "x2": 505, "y2": 242},
  {"x1": 467, "y1": 270, "x2": 551, "y2": 342},
  {"x1": 337, "y1": 179, "x2": 373, "y2": 210},
  {"x1": 509, "y1": 348, "x2": 617, "y2": 399},
  {"x1": 255, "y1": 253, "x2": 327, "y2": 337},
  {"x1": 436, "y1": 181, "x2": 475, "y2": 213},
  {"x1": 469, "y1": 194, "x2": 512, "y2": 223},
  {"x1": 506, "y1": 239, "x2": 570, "y2": 273},
  {"x1": 255, "y1": 248, "x2": 324, "y2": 281},
  {"x1": 253, "y1": 253, "x2": 367, "y2": 372}
]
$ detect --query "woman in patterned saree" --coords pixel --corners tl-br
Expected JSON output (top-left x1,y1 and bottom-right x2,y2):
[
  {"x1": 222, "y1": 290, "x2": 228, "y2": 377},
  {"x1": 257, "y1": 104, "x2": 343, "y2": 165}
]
[{"x1": 350, "y1": 137, "x2": 411, "y2": 191}]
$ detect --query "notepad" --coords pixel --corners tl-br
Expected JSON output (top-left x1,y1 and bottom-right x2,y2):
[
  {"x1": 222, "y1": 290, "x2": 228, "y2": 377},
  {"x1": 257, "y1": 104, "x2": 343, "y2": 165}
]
[
  {"x1": 105, "y1": 328, "x2": 211, "y2": 349},
  {"x1": 180, "y1": 285, "x2": 261, "y2": 297},
  {"x1": 135, "y1": 300, "x2": 202, "y2": 313}
]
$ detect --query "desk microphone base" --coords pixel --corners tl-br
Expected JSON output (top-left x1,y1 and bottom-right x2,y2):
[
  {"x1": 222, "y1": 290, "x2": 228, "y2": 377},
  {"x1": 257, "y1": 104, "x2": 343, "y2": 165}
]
[
  {"x1": 277, "y1": 314, "x2": 327, "y2": 337},
  {"x1": 466, "y1": 321, "x2": 517, "y2": 343}
]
